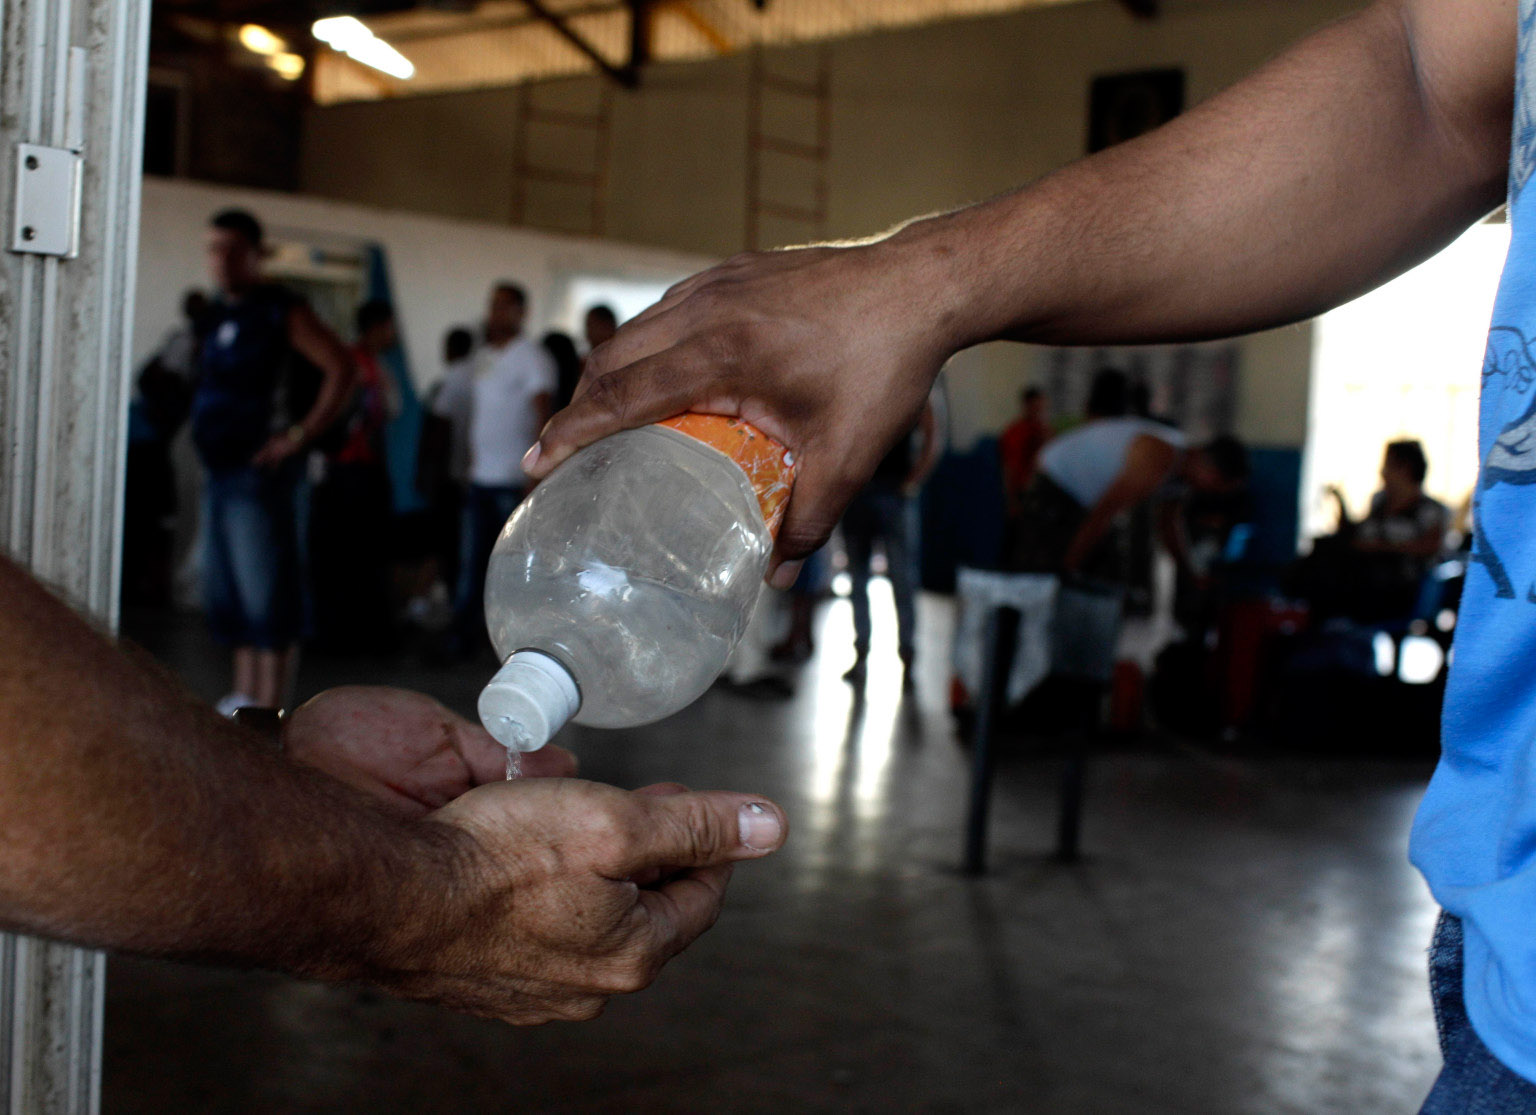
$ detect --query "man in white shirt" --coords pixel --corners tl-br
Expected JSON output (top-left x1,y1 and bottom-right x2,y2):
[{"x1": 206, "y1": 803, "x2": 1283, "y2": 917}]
[{"x1": 451, "y1": 282, "x2": 556, "y2": 654}]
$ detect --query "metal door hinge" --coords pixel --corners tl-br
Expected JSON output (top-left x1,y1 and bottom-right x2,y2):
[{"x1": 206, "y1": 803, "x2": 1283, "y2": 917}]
[
  {"x1": 11, "y1": 144, "x2": 82, "y2": 259},
  {"x1": 12, "y1": 47, "x2": 89, "y2": 259}
]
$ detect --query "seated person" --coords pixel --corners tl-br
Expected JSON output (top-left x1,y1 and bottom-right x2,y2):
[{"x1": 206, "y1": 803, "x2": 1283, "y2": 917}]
[{"x1": 1291, "y1": 439, "x2": 1450, "y2": 622}]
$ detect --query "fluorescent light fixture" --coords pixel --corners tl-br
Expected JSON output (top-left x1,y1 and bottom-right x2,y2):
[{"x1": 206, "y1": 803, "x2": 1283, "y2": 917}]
[
  {"x1": 312, "y1": 15, "x2": 414, "y2": 80},
  {"x1": 238, "y1": 23, "x2": 286, "y2": 56},
  {"x1": 268, "y1": 52, "x2": 306, "y2": 81}
]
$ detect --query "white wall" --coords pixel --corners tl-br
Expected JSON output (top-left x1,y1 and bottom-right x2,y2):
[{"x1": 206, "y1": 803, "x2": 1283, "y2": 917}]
[
  {"x1": 133, "y1": 176, "x2": 714, "y2": 388},
  {"x1": 134, "y1": 177, "x2": 1313, "y2": 454},
  {"x1": 299, "y1": 0, "x2": 1361, "y2": 448},
  {"x1": 943, "y1": 325, "x2": 1313, "y2": 451}
]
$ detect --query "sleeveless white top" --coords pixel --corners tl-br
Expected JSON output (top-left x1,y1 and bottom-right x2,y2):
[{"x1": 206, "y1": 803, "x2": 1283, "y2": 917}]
[{"x1": 1036, "y1": 417, "x2": 1186, "y2": 507}]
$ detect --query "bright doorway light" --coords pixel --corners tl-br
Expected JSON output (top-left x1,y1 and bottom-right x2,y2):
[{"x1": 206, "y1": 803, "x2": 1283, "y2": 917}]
[
  {"x1": 1399, "y1": 635, "x2": 1445, "y2": 685},
  {"x1": 1303, "y1": 219, "x2": 1511, "y2": 544},
  {"x1": 312, "y1": 16, "x2": 414, "y2": 80}
]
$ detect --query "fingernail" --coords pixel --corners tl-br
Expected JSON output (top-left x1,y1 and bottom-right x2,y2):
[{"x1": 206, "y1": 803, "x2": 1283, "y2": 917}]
[
  {"x1": 768, "y1": 560, "x2": 802, "y2": 591},
  {"x1": 738, "y1": 802, "x2": 782, "y2": 851},
  {"x1": 521, "y1": 441, "x2": 542, "y2": 472}
]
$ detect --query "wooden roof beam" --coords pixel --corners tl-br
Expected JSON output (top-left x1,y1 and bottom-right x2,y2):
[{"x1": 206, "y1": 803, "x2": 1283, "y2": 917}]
[{"x1": 520, "y1": 0, "x2": 643, "y2": 87}]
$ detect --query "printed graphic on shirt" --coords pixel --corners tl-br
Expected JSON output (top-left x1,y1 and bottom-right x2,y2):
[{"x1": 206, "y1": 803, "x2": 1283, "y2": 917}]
[
  {"x1": 1476, "y1": 326, "x2": 1536, "y2": 598},
  {"x1": 1478, "y1": 0, "x2": 1536, "y2": 599},
  {"x1": 1514, "y1": 0, "x2": 1536, "y2": 200}
]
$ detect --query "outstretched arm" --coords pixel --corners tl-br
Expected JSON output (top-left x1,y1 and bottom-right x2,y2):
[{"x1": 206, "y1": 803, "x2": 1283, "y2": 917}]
[
  {"x1": 0, "y1": 556, "x2": 786, "y2": 1022},
  {"x1": 530, "y1": 0, "x2": 1514, "y2": 579}
]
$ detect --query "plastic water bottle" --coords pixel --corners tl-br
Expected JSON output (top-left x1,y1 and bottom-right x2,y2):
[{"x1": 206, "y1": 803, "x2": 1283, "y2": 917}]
[{"x1": 477, "y1": 415, "x2": 796, "y2": 753}]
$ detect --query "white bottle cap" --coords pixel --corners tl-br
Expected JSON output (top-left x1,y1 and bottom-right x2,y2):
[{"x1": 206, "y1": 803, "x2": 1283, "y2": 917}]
[{"x1": 478, "y1": 650, "x2": 582, "y2": 753}]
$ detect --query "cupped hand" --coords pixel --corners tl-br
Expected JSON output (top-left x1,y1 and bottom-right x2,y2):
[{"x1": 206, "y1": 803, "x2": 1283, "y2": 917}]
[
  {"x1": 379, "y1": 778, "x2": 787, "y2": 1024},
  {"x1": 283, "y1": 686, "x2": 577, "y2": 817},
  {"x1": 525, "y1": 238, "x2": 959, "y2": 583}
]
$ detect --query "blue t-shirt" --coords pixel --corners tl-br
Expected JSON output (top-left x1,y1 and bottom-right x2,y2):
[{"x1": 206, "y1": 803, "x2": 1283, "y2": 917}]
[{"x1": 1410, "y1": 0, "x2": 1536, "y2": 1082}]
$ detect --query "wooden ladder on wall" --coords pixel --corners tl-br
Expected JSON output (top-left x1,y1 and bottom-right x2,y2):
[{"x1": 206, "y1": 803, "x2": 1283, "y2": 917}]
[
  {"x1": 510, "y1": 80, "x2": 615, "y2": 236},
  {"x1": 745, "y1": 45, "x2": 830, "y2": 250}
]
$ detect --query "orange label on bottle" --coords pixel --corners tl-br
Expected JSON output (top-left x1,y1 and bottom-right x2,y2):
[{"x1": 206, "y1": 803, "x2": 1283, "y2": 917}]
[{"x1": 658, "y1": 414, "x2": 796, "y2": 538}]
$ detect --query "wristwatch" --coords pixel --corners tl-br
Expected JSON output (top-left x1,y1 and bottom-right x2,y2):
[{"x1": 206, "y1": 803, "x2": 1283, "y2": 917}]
[{"x1": 232, "y1": 706, "x2": 285, "y2": 752}]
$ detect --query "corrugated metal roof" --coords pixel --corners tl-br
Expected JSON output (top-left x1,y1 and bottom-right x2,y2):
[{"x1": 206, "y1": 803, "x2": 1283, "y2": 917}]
[{"x1": 313, "y1": 0, "x2": 1085, "y2": 103}]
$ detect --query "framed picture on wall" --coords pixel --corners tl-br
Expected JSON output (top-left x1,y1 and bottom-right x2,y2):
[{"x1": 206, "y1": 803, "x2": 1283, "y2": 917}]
[{"x1": 1088, "y1": 69, "x2": 1185, "y2": 153}]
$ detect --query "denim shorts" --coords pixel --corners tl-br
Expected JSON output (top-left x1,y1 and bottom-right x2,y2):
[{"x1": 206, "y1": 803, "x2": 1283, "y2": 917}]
[
  {"x1": 202, "y1": 463, "x2": 303, "y2": 650},
  {"x1": 1420, "y1": 912, "x2": 1536, "y2": 1113}
]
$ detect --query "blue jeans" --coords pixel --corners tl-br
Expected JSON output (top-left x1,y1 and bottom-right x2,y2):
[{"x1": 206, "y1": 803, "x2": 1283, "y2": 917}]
[
  {"x1": 452, "y1": 483, "x2": 525, "y2": 646},
  {"x1": 1421, "y1": 912, "x2": 1536, "y2": 1112},
  {"x1": 202, "y1": 463, "x2": 302, "y2": 650},
  {"x1": 842, "y1": 485, "x2": 917, "y2": 658}
]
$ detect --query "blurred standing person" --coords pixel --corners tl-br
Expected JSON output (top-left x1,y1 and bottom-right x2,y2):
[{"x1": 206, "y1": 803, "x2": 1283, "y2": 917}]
[
  {"x1": 421, "y1": 326, "x2": 475, "y2": 604},
  {"x1": 450, "y1": 283, "x2": 555, "y2": 655},
  {"x1": 768, "y1": 548, "x2": 828, "y2": 666},
  {"x1": 544, "y1": 330, "x2": 583, "y2": 412},
  {"x1": 584, "y1": 303, "x2": 618, "y2": 356},
  {"x1": 122, "y1": 290, "x2": 206, "y2": 607},
  {"x1": 842, "y1": 399, "x2": 940, "y2": 689},
  {"x1": 191, "y1": 209, "x2": 353, "y2": 714},
  {"x1": 151, "y1": 289, "x2": 209, "y2": 380},
  {"x1": 999, "y1": 386, "x2": 1052, "y2": 557},
  {"x1": 564, "y1": 303, "x2": 618, "y2": 411},
  {"x1": 309, "y1": 299, "x2": 399, "y2": 652}
]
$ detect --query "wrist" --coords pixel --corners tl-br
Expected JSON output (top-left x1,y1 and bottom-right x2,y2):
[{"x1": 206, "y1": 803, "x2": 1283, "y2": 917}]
[
  {"x1": 880, "y1": 201, "x2": 1031, "y2": 352},
  {"x1": 340, "y1": 818, "x2": 479, "y2": 986},
  {"x1": 173, "y1": 738, "x2": 473, "y2": 985},
  {"x1": 874, "y1": 216, "x2": 986, "y2": 357}
]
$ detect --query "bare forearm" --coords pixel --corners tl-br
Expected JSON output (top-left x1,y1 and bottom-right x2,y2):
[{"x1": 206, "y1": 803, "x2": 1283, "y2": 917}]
[
  {"x1": 1158, "y1": 504, "x2": 1195, "y2": 577},
  {"x1": 1063, "y1": 502, "x2": 1123, "y2": 572},
  {"x1": 289, "y1": 307, "x2": 356, "y2": 441},
  {"x1": 0, "y1": 556, "x2": 453, "y2": 978},
  {"x1": 302, "y1": 374, "x2": 352, "y2": 443},
  {"x1": 896, "y1": 0, "x2": 1512, "y2": 350}
]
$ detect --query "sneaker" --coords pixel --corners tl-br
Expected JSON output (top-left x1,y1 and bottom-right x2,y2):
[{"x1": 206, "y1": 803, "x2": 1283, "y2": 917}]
[{"x1": 215, "y1": 692, "x2": 256, "y2": 718}]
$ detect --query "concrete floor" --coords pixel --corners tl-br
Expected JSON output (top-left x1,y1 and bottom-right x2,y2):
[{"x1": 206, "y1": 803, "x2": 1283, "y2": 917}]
[{"x1": 106, "y1": 585, "x2": 1443, "y2": 1114}]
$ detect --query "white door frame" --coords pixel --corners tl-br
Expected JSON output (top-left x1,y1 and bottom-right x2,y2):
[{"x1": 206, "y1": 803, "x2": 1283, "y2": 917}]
[{"x1": 0, "y1": 0, "x2": 152, "y2": 1110}]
